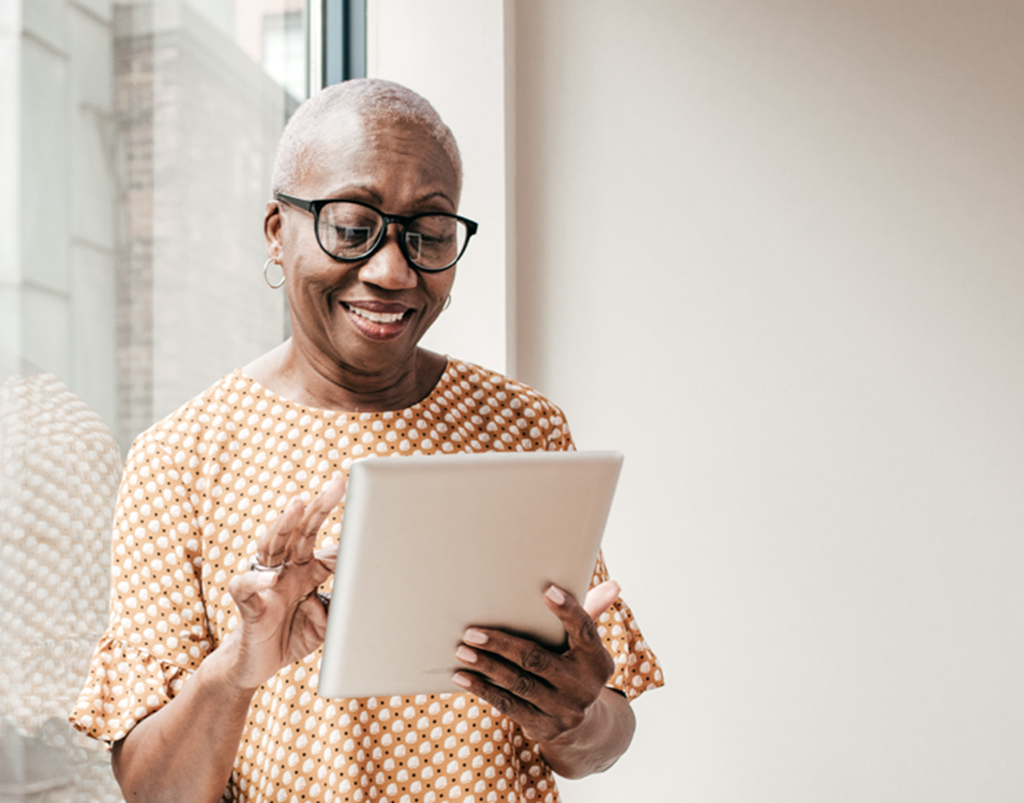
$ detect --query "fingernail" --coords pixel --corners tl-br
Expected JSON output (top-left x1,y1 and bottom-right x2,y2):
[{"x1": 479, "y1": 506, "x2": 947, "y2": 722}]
[
  {"x1": 451, "y1": 672, "x2": 472, "y2": 689},
  {"x1": 545, "y1": 585, "x2": 565, "y2": 605},
  {"x1": 463, "y1": 628, "x2": 488, "y2": 645},
  {"x1": 455, "y1": 645, "x2": 477, "y2": 663}
]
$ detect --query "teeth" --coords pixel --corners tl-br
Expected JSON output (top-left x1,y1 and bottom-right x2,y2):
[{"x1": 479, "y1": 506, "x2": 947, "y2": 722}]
[{"x1": 348, "y1": 306, "x2": 405, "y2": 324}]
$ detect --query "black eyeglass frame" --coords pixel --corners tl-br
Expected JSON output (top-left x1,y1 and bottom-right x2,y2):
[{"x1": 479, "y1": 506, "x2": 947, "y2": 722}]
[{"x1": 274, "y1": 192, "x2": 479, "y2": 273}]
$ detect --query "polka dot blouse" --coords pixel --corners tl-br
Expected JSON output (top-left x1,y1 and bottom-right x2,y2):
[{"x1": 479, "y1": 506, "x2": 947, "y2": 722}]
[{"x1": 71, "y1": 359, "x2": 663, "y2": 803}]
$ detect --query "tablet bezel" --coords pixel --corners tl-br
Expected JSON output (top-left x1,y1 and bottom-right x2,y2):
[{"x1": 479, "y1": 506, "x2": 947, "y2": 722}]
[{"x1": 318, "y1": 450, "x2": 623, "y2": 698}]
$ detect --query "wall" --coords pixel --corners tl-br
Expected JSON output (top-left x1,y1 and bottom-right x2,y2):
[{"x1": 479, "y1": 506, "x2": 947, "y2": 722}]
[
  {"x1": 514, "y1": 1, "x2": 1023, "y2": 801},
  {"x1": 367, "y1": 0, "x2": 512, "y2": 374}
]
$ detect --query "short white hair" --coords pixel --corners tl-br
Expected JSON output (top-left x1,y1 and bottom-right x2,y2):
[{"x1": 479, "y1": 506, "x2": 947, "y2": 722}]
[{"x1": 271, "y1": 78, "x2": 462, "y2": 198}]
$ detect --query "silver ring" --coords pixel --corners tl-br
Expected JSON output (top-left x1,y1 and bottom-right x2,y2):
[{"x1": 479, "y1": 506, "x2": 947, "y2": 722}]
[{"x1": 249, "y1": 557, "x2": 287, "y2": 574}]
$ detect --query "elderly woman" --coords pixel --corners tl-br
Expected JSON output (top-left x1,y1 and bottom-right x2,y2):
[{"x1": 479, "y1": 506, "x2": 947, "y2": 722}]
[{"x1": 71, "y1": 79, "x2": 662, "y2": 803}]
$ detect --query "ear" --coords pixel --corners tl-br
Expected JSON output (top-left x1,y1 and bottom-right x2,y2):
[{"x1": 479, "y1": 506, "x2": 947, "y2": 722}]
[{"x1": 264, "y1": 199, "x2": 283, "y2": 258}]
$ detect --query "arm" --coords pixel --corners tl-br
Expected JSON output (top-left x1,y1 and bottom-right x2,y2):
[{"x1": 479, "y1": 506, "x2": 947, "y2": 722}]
[
  {"x1": 451, "y1": 581, "x2": 637, "y2": 779},
  {"x1": 111, "y1": 637, "x2": 259, "y2": 803},
  {"x1": 111, "y1": 477, "x2": 345, "y2": 803}
]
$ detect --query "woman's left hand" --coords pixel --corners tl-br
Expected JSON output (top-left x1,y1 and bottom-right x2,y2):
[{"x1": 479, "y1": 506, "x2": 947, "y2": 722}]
[{"x1": 451, "y1": 581, "x2": 622, "y2": 745}]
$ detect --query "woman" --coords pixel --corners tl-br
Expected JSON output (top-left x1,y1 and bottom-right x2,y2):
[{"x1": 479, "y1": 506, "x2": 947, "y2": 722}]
[{"x1": 71, "y1": 79, "x2": 662, "y2": 803}]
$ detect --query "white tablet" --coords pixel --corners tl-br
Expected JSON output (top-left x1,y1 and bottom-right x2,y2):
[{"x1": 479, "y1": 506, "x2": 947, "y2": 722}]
[{"x1": 318, "y1": 450, "x2": 623, "y2": 698}]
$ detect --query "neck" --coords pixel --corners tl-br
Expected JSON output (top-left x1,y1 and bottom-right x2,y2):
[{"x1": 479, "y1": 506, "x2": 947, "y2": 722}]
[{"x1": 244, "y1": 340, "x2": 446, "y2": 412}]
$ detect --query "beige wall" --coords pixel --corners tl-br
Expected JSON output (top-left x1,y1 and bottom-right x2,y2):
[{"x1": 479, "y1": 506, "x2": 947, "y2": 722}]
[
  {"x1": 513, "y1": 1, "x2": 1023, "y2": 801},
  {"x1": 368, "y1": 0, "x2": 513, "y2": 374}
]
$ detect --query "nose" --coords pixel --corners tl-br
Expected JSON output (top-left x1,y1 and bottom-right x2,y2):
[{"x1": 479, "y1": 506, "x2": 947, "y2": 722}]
[{"x1": 358, "y1": 224, "x2": 418, "y2": 290}]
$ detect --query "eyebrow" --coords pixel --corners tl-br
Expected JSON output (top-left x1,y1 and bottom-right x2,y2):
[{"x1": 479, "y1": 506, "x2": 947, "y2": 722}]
[
  {"x1": 320, "y1": 184, "x2": 455, "y2": 211},
  {"x1": 322, "y1": 183, "x2": 381, "y2": 203},
  {"x1": 416, "y1": 190, "x2": 456, "y2": 208}
]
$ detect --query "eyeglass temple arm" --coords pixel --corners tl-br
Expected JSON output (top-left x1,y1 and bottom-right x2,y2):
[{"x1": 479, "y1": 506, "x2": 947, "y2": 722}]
[{"x1": 274, "y1": 193, "x2": 314, "y2": 213}]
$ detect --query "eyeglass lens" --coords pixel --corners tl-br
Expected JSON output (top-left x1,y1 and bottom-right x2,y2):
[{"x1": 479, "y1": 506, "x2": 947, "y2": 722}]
[{"x1": 317, "y1": 202, "x2": 468, "y2": 270}]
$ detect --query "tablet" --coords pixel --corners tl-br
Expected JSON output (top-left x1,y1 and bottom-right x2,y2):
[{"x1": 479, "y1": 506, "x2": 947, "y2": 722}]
[{"x1": 318, "y1": 450, "x2": 623, "y2": 698}]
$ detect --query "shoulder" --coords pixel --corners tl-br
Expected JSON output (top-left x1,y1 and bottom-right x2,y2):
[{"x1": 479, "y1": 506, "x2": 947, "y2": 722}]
[
  {"x1": 124, "y1": 370, "x2": 248, "y2": 468},
  {"x1": 440, "y1": 358, "x2": 575, "y2": 451},
  {"x1": 442, "y1": 359, "x2": 561, "y2": 410}
]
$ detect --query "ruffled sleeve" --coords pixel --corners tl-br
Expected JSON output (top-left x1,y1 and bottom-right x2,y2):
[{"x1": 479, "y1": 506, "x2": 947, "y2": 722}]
[
  {"x1": 69, "y1": 411, "x2": 212, "y2": 743},
  {"x1": 69, "y1": 637, "x2": 194, "y2": 743},
  {"x1": 591, "y1": 551, "x2": 665, "y2": 700}
]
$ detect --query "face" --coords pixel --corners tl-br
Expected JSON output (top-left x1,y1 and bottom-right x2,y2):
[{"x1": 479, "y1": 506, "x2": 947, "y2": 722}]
[{"x1": 265, "y1": 113, "x2": 460, "y2": 385}]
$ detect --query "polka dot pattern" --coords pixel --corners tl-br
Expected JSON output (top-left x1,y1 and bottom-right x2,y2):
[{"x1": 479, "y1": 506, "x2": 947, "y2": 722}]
[{"x1": 70, "y1": 360, "x2": 663, "y2": 801}]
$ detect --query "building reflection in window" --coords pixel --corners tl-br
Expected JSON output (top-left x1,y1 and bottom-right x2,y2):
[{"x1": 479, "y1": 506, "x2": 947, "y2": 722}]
[{"x1": 0, "y1": 1, "x2": 310, "y2": 797}]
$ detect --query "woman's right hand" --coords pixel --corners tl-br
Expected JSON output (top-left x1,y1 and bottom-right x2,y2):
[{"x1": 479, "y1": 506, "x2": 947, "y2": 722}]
[
  {"x1": 223, "y1": 474, "x2": 346, "y2": 691},
  {"x1": 113, "y1": 474, "x2": 347, "y2": 802}
]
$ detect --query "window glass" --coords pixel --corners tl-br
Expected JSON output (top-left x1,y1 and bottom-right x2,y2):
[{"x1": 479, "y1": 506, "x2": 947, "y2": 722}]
[{"x1": 0, "y1": 1, "x2": 308, "y2": 797}]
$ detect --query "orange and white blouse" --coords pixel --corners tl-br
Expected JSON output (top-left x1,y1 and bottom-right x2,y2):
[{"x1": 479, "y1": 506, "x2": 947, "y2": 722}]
[{"x1": 71, "y1": 359, "x2": 663, "y2": 803}]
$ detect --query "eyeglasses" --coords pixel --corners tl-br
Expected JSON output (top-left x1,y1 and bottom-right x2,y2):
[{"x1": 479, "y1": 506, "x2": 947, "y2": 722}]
[{"x1": 274, "y1": 193, "x2": 478, "y2": 273}]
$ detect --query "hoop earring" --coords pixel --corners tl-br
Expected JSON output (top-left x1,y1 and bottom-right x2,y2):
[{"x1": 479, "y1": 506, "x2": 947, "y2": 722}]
[
  {"x1": 443, "y1": 294, "x2": 452, "y2": 311},
  {"x1": 263, "y1": 257, "x2": 285, "y2": 289}
]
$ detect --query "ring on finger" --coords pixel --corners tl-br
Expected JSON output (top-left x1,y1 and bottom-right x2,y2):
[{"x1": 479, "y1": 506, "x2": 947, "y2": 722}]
[{"x1": 249, "y1": 557, "x2": 288, "y2": 574}]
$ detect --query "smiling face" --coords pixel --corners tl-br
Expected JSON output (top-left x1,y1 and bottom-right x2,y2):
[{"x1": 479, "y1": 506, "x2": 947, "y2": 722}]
[{"x1": 264, "y1": 112, "x2": 461, "y2": 407}]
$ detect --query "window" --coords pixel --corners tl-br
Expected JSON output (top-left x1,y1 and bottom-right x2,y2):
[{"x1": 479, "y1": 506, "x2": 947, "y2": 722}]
[
  {"x1": 0, "y1": 1, "x2": 318, "y2": 797},
  {"x1": 262, "y1": 10, "x2": 308, "y2": 101}
]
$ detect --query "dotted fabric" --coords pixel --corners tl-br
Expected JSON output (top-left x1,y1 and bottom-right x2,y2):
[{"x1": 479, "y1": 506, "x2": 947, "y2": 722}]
[{"x1": 70, "y1": 359, "x2": 663, "y2": 803}]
